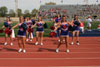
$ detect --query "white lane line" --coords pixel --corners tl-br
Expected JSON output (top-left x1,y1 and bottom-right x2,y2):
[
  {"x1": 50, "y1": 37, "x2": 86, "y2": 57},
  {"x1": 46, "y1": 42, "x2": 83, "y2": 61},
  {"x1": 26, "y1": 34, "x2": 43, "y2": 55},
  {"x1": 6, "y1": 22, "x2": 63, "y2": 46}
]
[
  {"x1": 0, "y1": 66, "x2": 100, "y2": 67},
  {"x1": 0, "y1": 52, "x2": 100, "y2": 54},
  {"x1": 0, "y1": 57, "x2": 100, "y2": 60},
  {"x1": 1, "y1": 48, "x2": 100, "y2": 49}
]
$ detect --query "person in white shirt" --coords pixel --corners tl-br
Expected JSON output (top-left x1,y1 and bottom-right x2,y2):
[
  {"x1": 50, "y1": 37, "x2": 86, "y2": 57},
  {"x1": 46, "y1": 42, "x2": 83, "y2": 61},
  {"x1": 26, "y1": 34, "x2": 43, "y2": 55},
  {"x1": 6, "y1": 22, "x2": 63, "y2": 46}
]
[{"x1": 86, "y1": 15, "x2": 92, "y2": 31}]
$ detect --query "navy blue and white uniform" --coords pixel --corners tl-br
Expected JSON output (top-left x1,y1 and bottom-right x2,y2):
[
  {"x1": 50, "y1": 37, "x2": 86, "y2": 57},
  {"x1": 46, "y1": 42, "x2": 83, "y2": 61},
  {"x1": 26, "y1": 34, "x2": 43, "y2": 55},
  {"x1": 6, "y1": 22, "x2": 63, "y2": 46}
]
[
  {"x1": 73, "y1": 20, "x2": 80, "y2": 31},
  {"x1": 55, "y1": 17, "x2": 61, "y2": 23},
  {"x1": 26, "y1": 20, "x2": 32, "y2": 28},
  {"x1": 17, "y1": 23, "x2": 26, "y2": 37},
  {"x1": 55, "y1": 17, "x2": 61, "y2": 37},
  {"x1": 4, "y1": 21, "x2": 12, "y2": 35},
  {"x1": 26, "y1": 20, "x2": 33, "y2": 33},
  {"x1": 60, "y1": 23, "x2": 69, "y2": 37},
  {"x1": 36, "y1": 22, "x2": 44, "y2": 32}
]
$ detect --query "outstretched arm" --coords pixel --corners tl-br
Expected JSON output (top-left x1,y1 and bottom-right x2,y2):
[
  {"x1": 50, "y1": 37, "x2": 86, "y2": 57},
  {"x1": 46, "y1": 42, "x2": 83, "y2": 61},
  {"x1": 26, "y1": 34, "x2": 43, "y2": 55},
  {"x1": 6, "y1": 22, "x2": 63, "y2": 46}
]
[
  {"x1": 31, "y1": 22, "x2": 36, "y2": 28},
  {"x1": 78, "y1": 19, "x2": 81, "y2": 23},
  {"x1": 12, "y1": 24, "x2": 19, "y2": 29},
  {"x1": 2, "y1": 25, "x2": 5, "y2": 29},
  {"x1": 54, "y1": 23, "x2": 61, "y2": 32}
]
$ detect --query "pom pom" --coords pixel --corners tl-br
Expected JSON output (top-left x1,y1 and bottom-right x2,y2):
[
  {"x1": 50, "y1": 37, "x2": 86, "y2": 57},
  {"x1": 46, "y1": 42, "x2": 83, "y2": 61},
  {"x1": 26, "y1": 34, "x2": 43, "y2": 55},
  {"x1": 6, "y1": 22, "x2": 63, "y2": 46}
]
[
  {"x1": 28, "y1": 28, "x2": 33, "y2": 33},
  {"x1": 4, "y1": 28, "x2": 12, "y2": 35},
  {"x1": 50, "y1": 26, "x2": 55, "y2": 30},
  {"x1": 49, "y1": 32, "x2": 56, "y2": 37},
  {"x1": 0, "y1": 29, "x2": 4, "y2": 33}
]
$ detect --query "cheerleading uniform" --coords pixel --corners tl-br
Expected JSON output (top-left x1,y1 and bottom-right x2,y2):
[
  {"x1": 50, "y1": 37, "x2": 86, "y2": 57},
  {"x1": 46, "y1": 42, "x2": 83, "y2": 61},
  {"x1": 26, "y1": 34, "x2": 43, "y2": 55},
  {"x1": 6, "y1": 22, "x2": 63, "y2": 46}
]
[
  {"x1": 4, "y1": 21, "x2": 12, "y2": 35},
  {"x1": 17, "y1": 23, "x2": 26, "y2": 37},
  {"x1": 60, "y1": 23, "x2": 69, "y2": 37},
  {"x1": 54, "y1": 17, "x2": 61, "y2": 27},
  {"x1": 36, "y1": 22, "x2": 44, "y2": 32},
  {"x1": 54, "y1": 17, "x2": 61, "y2": 37},
  {"x1": 26, "y1": 20, "x2": 33, "y2": 33},
  {"x1": 73, "y1": 20, "x2": 80, "y2": 32}
]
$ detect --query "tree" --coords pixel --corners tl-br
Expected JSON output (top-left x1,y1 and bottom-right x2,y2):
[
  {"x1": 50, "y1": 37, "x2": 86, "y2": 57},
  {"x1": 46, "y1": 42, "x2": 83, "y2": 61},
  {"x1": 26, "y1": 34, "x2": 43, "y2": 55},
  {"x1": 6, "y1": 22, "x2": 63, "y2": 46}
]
[
  {"x1": 9, "y1": 9, "x2": 15, "y2": 17},
  {"x1": 0, "y1": 6, "x2": 8, "y2": 17},
  {"x1": 31, "y1": 9, "x2": 38, "y2": 16},
  {"x1": 24, "y1": 10, "x2": 31, "y2": 17},
  {"x1": 17, "y1": 9, "x2": 22, "y2": 17}
]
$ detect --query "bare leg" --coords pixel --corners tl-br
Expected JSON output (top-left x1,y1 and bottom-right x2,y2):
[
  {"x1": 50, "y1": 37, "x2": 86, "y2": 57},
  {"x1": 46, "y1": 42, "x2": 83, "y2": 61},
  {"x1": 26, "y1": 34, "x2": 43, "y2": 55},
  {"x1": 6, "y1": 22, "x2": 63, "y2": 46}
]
[
  {"x1": 35, "y1": 32, "x2": 39, "y2": 45},
  {"x1": 65, "y1": 36, "x2": 70, "y2": 52},
  {"x1": 76, "y1": 31, "x2": 80, "y2": 45},
  {"x1": 17, "y1": 37, "x2": 21, "y2": 48},
  {"x1": 71, "y1": 31, "x2": 75, "y2": 45},
  {"x1": 22, "y1": 37, "x2": 26, "y2": 49},
  {"x1": 30, "y1": 33, "x2": 32, "y2": 39},
  {"x1": 5, "y1": 34, "x2": 8, "y2": 43},
  {"x1": 57, "y1": 37, "x2": 63, "y2": 48},
  {"x1": 26, "y1": 31, "x2": 29, "y2": 41},
  {"x1": 4, "y1": 34, "x2": 8, "y2": 45},
  {"x1": 10, "y1": 34, "x2": 13, "y2": 43},
  {"x1": 40, "y1": 32, "x2": 43, "y2": 43},
  {"x1": 65, "y1": 37, "x2": 69, "y2": 49},
  {"x1": 36, "y1": 32, "x2": 39, "y2": 42},
  {"x1": 76, "y1": 31, "x2": 79, "y2": 42}
]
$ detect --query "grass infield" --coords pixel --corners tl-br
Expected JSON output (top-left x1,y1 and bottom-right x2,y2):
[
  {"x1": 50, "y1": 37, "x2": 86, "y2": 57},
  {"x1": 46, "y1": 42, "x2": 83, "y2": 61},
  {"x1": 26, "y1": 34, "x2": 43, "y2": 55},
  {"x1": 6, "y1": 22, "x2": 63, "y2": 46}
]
[{"x1": 0, "y1": 21, "x2": 100, "y2": 37}]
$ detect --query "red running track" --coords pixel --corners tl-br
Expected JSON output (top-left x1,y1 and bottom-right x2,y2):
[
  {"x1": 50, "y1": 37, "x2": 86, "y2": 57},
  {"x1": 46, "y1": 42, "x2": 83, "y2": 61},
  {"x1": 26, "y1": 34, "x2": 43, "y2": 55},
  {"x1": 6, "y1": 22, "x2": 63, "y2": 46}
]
[{"x1": 0, "y1": 37, "x2": 100, "y2": 67}]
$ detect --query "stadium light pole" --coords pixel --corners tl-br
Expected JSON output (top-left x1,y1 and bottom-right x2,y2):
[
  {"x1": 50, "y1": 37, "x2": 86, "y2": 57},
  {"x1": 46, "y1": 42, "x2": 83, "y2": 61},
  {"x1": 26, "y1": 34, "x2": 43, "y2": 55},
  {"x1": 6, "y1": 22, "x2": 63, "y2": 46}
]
[
  {"x1": 61, "y1": 0, "x2": 63, "y2": 4},
  {"x1": 15, "y1": 0, "x2": 18, "y2": 17},
  {"x1": 84, "y1": 0, "x2": 88, "y2": 5}
]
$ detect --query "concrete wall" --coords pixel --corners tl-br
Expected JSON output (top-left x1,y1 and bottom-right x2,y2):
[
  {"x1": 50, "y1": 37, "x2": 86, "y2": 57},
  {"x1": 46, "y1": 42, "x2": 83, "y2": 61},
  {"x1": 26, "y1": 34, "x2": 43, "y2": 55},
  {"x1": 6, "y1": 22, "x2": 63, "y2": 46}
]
[{"x1": 0, "y1": 17, "x2": 19, "y2": 22}]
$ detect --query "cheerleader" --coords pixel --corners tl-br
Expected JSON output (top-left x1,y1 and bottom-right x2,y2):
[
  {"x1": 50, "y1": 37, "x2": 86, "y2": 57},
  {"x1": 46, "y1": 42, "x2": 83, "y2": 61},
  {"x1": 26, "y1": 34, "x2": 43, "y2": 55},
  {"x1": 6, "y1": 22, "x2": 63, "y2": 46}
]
[
  {"x1": 31, "y1": 16, "x2": 36, "y2": 25},
  {"x1": 32, "y1": 16, "x2": 45, "y2": 46},
  {"x1": 12, "y1": 16, "x2": 27, "y2": 53},
  {"x1": 26, "y1": 17, "x2": 33, "y2": 42},
  {"x1": 55, "y1": 14, "x2": 61, "y2": 37},
  {"x1": 55, "y1": 16, "x2": 70, "y2": 53},
  {"x1": 71, "y1": 15, "x2": 81, "y2": 45},
  {"x1": 2, "y1": 16, "x2": 13, "y2": 46}
]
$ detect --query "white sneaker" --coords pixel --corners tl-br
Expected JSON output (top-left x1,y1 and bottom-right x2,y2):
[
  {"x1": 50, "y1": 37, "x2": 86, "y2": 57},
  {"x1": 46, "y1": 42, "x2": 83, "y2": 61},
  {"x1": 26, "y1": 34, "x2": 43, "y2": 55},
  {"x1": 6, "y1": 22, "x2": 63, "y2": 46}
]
[
  {"x1": 30, "y1": 39, "x2": 32, "y2": 42},
  {"x1": 58, "y1": 40, "x2": 60, "y2": 42},
  {"x1": 77, "y1": 42, "x2": 80, "y2": 45},
  {"x1": 56, "y1": 49, "x2": 59, "y2": 53},
  {"x1": 18, "y1": 48, "x2": 22, "y2": 53},
  {"x1": 35, "y1": 42, "x2": 38, "y2": 45},
  {"x1": 71, "y1": 42, "x2": 74, "y2": 45},
  {"x1": 4, "y1": 42, "x2": 7, "y2": 46},
  {"x1": 40, "y1": 43, "x2": 43, "y2": 46},
  {"x1": 26, "y1": 39, "x2": 29, "y2": 42},
  {"x1": 23, "y1": 49, "x2": 26, "y2": 53},
  {"x1": 66, "y1": 49, "x2": 70, "y2": 53},
  {"x1": 10, "y1": 43, "x2": 13, "y2": 46}
]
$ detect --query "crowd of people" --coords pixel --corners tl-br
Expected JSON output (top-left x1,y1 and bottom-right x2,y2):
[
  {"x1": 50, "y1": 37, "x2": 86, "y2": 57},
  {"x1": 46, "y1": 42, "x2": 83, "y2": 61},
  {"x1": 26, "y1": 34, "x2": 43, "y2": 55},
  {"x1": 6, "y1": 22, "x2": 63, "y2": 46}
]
[
  {"x1": 0, "y1": 14, "x2": 94, "y2": 53},
  {"x1": 40, "y1": 5, "x2": 100, "y2": 19}
]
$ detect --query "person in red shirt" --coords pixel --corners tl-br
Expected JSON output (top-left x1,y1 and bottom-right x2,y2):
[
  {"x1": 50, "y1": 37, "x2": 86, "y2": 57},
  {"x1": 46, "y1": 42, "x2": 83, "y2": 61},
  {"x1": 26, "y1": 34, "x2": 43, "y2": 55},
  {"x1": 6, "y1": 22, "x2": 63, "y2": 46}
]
[
  {"x1": 80, "y1": 22, "x2": 84, "y2": 33},
  {"x1": 97, "y1": 24, "x2": 100, "y2": 31}
]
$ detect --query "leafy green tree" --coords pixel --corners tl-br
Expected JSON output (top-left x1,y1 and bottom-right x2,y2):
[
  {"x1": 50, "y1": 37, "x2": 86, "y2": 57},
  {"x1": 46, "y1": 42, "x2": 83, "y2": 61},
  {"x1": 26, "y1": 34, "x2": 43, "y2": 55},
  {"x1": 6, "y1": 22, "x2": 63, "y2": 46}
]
[
  {"x1": 0, "y1": 6, "x2": 8, "y2": 17},
  {"x1": 31, "y1": 9, "x2": 38, "y2": 16},
  {"x1": 9, "y1": 9, "x2": 15, "y2": 17},
  {"x1": 17, "y1": 9, "x2": 23, "y2": 17},
  {"x1": 24, "y1": 10, "x2": 31, "y2": 17}
]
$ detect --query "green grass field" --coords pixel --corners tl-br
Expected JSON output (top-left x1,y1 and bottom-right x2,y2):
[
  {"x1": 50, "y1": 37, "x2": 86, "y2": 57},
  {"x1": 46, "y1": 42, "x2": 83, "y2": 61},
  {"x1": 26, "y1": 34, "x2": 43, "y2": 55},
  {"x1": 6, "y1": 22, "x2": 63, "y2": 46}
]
[{"x1": 0, "y1": 21, "x2": 100, "y2": 37}]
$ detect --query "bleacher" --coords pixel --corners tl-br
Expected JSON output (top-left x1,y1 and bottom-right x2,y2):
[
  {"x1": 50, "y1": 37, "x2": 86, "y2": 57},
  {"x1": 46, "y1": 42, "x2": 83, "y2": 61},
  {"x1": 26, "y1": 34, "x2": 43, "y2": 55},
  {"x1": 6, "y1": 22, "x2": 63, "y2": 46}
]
[{"x1": 40, "y1": 5, "x2": 100, "y2": 18}]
